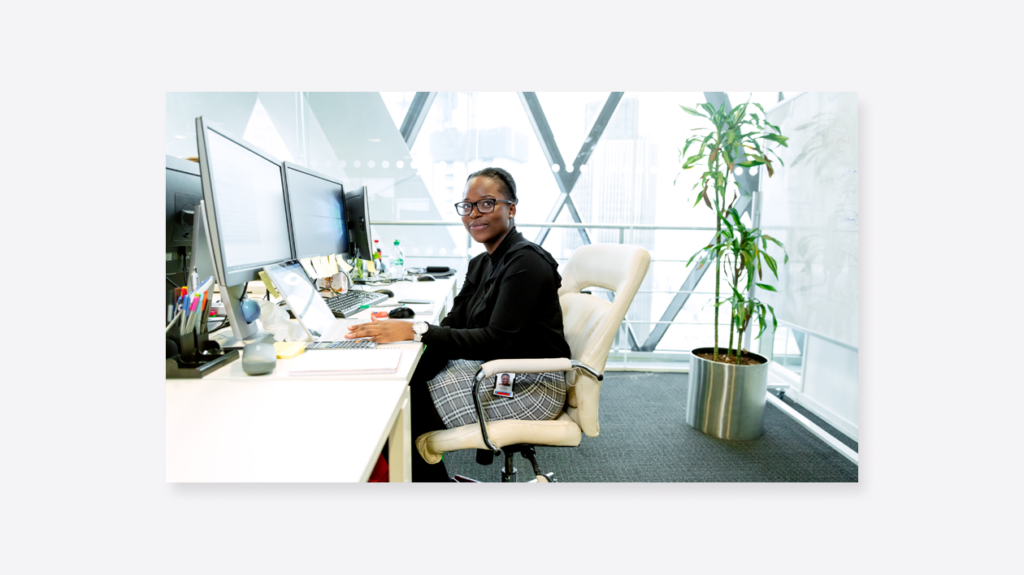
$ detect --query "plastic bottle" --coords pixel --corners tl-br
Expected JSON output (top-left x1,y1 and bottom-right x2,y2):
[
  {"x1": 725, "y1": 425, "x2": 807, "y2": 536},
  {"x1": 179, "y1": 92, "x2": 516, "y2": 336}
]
[{"x1": 390, "y1": 239, "x2": 405, "y2": 280}]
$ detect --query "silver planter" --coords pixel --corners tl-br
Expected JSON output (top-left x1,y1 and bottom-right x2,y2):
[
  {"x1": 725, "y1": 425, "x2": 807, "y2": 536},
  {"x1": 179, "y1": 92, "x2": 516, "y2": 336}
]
[{"x1": 686, "y1": 347, "x2": 770, "y2": 440}]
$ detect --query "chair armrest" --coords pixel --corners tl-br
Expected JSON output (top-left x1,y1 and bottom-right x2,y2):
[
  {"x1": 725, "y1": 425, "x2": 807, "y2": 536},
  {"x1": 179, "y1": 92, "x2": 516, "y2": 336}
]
[
  {"x1": 479, "y1": 358, "x2": 571, "y2": 378},
  {"x1": 472, "y1": 358, "x2": 603, "y2": 456}
]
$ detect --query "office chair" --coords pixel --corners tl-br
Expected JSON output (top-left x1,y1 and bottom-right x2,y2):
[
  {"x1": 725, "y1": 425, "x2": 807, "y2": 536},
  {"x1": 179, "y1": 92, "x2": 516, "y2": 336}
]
[{"x1": 415, "y1": 244, "x2": 651, "y2": 482}]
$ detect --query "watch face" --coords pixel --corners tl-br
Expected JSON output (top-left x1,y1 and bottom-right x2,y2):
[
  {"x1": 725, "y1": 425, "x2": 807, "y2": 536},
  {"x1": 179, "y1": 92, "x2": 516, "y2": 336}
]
[{"x1": 414, "y1": 322, "x2": 428, "y2": 334}]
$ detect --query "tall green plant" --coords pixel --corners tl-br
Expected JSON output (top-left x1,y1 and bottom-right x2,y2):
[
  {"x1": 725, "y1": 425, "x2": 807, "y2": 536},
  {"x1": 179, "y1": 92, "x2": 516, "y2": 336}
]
[
  {"x1": 677, "y1": 98, "x2": 788, "y2": 360},
  {"x1": 688, "y1": 208, "x2": 788, "y2": 359}
]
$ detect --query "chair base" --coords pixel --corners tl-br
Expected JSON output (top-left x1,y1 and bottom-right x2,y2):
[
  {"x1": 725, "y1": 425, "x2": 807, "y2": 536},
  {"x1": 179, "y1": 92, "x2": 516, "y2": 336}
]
[{"x1": 466, "y1": 445, "x2": 557, "y2": 483}]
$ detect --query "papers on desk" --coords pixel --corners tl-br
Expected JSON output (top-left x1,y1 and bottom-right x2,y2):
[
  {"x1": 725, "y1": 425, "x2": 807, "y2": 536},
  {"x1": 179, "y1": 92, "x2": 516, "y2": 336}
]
[{"x1": 289, "y1": 348, "x2": 402, "y2": 376}]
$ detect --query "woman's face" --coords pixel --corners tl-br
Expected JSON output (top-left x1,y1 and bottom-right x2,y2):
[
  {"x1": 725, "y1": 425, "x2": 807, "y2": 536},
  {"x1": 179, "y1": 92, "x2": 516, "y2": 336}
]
[{"x1": 461, "y1": 176, "x2": 516, "y2": 246}]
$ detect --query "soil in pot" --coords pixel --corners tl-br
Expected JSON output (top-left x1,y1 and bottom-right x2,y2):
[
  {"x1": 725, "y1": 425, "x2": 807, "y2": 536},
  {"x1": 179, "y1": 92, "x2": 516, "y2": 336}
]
[{"x1": 694, "y1": 350, "x2": 766, "y2": 366}]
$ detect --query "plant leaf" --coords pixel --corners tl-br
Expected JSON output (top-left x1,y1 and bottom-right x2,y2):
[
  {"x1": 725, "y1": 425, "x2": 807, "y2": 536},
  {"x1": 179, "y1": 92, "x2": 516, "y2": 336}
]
[
  {"x1": 680, "y1": 105, "x2": 707, "y2": 118},
  {"x1": 763, "y1": 253, "x2": 778, "y2": 277},
  {"x1": 755, "y1": 283, "x2": 777, "y2": 292}
]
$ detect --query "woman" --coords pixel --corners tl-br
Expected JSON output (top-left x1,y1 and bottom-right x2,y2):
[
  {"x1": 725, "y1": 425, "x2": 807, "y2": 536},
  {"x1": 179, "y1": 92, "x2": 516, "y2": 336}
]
[{"x1": 345, "y1": 167, "x2": 571, "y2": 482}]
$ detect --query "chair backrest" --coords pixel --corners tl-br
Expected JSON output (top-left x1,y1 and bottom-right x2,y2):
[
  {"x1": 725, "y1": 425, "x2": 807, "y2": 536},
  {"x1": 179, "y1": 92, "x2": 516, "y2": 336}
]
[{"x1": 557, "y1": 244, "x2": 650, "y2": 437}]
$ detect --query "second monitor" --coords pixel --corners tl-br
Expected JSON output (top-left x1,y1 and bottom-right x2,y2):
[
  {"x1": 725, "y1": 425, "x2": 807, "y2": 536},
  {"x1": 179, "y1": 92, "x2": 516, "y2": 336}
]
[{"x1": 282, "y1": 162, "x2": 351, "y2": 260}]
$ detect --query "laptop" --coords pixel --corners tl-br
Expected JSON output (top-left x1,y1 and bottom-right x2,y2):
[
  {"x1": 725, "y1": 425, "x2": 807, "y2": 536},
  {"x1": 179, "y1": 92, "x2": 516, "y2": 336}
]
[{"x1": 263, "y1": 260, "x2": 372, "y2": 343}]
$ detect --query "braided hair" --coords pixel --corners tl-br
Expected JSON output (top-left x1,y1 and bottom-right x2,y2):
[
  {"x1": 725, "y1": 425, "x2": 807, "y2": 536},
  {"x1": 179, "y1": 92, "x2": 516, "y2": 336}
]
[{"x1": 467, "y1": 167, "x2": 518, "y2": 204}]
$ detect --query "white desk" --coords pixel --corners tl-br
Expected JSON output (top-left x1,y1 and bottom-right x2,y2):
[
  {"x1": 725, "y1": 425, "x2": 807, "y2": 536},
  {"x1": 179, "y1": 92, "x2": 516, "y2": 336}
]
[{"x1": 165, "y1": 278, "x2": 457, "y2": 483}]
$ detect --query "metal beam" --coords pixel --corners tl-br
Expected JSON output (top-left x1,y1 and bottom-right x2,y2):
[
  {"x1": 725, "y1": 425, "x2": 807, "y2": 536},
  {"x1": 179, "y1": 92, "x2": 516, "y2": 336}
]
[
  {"x1": 563, "y1": 92, "x2": 624, "y2": 192},
  {"x1": 518, "y1": 92, "x2": 591, "y2": 245},
  {"x1": 520, "y1": 92, "x2": 624, "y2": 246},
  {"x1": 399, "y1": 92, "x2": 436, "y2": 148},
  {"x1": 642, "y1": 92, "x2": 767, "y2": 352}
]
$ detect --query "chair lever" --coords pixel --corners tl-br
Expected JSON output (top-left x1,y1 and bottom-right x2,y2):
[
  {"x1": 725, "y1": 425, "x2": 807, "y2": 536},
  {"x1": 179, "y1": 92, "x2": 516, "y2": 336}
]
[
  {"x1": 472, "y1": 368, "x2": 501, "y2": 456},
  {"x1": 570, "y1": 360, "x2": 604, "y2": 381}
]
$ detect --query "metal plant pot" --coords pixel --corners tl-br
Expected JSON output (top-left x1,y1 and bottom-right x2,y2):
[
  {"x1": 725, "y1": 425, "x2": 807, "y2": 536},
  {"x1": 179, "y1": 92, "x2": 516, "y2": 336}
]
[{"x1": 686, "y1": 347, "x2": 770, "y2": 440}]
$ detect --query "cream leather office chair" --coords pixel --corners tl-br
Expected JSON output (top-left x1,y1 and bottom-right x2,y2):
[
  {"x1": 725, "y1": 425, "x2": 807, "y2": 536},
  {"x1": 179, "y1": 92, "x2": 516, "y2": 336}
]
[{"x1": 415, "y1": 244, "x2": 651, "y2": 482}]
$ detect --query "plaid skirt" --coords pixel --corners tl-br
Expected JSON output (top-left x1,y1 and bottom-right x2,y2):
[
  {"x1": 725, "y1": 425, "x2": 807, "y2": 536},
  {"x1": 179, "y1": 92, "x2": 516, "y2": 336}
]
[{"x1": 426, "y1": 359, "x2": 567, "y2": 429}]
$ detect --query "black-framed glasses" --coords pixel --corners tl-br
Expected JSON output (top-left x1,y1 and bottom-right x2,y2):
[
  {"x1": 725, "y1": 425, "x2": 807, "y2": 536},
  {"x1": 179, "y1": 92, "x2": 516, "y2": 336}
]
[{"x1": 454, "y1": 198, "x2": 515, "y2": 216}]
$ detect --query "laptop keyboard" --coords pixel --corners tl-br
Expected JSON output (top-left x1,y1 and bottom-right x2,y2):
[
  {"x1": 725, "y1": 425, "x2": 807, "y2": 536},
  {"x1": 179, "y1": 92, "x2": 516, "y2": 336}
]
[
  {"x1": 324, "y1": 290, "x2": 389, "y2": 317},
  {"x1": 306, "y1": 340, "x2": 377, "y2": 350}
]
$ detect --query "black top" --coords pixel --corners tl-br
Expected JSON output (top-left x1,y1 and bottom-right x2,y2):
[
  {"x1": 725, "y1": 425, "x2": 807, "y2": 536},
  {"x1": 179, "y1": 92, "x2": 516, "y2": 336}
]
[{"x1": 421, "y1": 227, "x2": 572, "y2": 361}]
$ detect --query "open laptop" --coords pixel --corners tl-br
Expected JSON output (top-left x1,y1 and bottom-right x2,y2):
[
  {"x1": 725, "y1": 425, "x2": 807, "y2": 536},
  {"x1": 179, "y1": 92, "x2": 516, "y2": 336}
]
[{"x1": 263, "y1": 260, "x2": 374, "y2": 345}]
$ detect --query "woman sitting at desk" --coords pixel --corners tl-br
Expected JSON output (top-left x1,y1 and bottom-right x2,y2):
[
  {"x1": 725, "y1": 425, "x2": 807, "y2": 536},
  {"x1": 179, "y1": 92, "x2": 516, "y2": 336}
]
[{"x1": 345, "y1": 167, "x2": 571, "y2": 482}]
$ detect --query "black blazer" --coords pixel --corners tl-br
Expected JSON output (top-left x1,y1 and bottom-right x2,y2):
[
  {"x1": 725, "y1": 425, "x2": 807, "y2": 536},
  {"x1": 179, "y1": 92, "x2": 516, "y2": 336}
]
[{"x1": 420, "y1": 227, "x2": 572, "y2": 361}]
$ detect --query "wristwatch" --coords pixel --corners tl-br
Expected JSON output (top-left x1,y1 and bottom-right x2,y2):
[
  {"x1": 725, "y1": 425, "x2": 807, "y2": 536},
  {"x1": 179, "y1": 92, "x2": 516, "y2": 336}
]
[{"x1": 412, "y1": 321, "x2": 429, "y2": 342}]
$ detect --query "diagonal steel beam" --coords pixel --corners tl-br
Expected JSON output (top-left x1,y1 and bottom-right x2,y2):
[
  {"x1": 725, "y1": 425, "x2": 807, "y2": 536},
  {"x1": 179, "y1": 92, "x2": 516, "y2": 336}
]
[
  {"x1": 562, "y1": 92, "x2": 623, "y2": 193},
  {"x1": 641, "y1": 92, "x2": 763, "y2": 352},
  {"x1": 519, "y1": 92, "x2": 590, "y2": 245},
  {"x1": 534, "y1": 193, "x2": 588, "y2": 246},
  {"x1": 399, "y1": 92, "x2": 436, "y2": 148},
  {"x1": 520, "y1": 92, "x2": 624, "y2": 246}
]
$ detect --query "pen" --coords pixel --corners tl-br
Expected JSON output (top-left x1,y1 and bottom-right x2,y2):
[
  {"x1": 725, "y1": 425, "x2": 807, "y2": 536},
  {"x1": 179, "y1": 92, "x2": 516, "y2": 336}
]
[{"x1": 165, "y1": 308, "x2": 182, "y2": 333}]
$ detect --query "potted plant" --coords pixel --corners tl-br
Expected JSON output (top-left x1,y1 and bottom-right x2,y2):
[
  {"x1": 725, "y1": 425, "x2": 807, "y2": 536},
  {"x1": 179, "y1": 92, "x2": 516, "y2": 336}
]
[{"x1": 676, "y1": 98, "x2": 789, "y2": 440}]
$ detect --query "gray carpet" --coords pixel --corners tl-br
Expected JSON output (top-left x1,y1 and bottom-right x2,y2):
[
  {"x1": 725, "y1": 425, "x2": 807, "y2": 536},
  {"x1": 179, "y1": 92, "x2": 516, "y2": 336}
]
[{"x1": 442, "y1": 371, "x2": 859, "y2": 482}]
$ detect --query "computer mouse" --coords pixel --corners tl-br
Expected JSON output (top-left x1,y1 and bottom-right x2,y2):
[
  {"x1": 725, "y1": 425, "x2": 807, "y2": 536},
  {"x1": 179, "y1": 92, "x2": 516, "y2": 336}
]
[
  {"x1": 375, "y1": 289, "x2": 395, "y2": 298},
  {"x1": 388, "y1": 307, "x2": 415, "y2": 319},
  {"x1": 242, "y1": 341, "x2": 277, "y2": 375},
  {"x1": 416, "y1": 275, "x2": 435, "y2": 282}
]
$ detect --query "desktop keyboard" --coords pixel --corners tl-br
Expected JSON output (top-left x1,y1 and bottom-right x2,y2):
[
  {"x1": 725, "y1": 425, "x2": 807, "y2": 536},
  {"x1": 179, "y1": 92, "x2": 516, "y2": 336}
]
[{"x1": 324, "y1": 290, "x2": 389, "y2": 317}]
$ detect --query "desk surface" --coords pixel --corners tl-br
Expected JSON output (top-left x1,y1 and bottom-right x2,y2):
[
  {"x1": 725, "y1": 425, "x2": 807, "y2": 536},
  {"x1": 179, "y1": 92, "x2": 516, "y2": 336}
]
[{"x1": 165, "y1": 278, "x2": 455, "y2": 482}]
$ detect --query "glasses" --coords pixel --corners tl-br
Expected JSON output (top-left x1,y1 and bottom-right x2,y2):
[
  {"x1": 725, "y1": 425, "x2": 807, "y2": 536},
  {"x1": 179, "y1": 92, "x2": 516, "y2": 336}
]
[{"x1": 454, "y1": 198, "x2": 515, "y2": 216}]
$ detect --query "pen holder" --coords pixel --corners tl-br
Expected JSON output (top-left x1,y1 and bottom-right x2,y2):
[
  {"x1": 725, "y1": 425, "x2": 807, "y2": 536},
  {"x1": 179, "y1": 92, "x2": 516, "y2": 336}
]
[
  {"x1": 166, "y1": 332, "x2": 239, "y2": 379},
  {"x1": 166, "y1": 304, "x2": 238, "y2": 379}
]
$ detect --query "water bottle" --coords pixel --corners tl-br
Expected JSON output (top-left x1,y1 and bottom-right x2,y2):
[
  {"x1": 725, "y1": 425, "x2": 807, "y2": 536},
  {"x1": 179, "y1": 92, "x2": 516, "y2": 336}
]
[{"x1": 390, "y1": 239, "x2": 405, "y2": 280}]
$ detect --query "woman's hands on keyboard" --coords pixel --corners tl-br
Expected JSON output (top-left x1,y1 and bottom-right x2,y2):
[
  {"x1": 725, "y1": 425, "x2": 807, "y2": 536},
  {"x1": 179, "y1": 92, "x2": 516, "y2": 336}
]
[{"x1": 345, "y1": 317, "x2": 415, "y2": 343}]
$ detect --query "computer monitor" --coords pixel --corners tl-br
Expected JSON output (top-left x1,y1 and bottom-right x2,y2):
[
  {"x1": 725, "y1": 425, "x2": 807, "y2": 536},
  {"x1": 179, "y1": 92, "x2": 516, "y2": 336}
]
[
  {"x1": 344, "y1": 186, "x2": 373, "y2": 260},
  {"x1": 195, "y1": 117, "x2": 294, "y2": 341},
  {"x1": 281, "y1": 162, "x2": 351, "y2": 261},
  {"x1": 165, "y1": 155, "x2": 203, "y2": 321}
]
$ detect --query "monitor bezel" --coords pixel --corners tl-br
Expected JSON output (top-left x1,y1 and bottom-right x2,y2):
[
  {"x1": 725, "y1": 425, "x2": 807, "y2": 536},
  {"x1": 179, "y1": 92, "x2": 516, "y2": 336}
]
[
  {"x1": 281, "y1": 161, "x2": 352, "y2": 262},
  {"x1": 195, "y1": 117, "x2": 295, "y2": 287}
]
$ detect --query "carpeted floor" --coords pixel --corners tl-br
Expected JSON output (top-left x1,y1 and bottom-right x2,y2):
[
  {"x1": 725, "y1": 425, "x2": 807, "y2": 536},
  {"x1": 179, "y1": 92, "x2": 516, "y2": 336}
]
[{"x1": 442, "y1": 371, "x2": 859, "y2": 482}]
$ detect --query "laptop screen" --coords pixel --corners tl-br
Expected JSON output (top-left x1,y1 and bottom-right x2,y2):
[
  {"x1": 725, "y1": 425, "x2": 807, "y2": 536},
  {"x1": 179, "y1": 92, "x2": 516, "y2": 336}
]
[{"x1": 263, "y1": 261, "x2": 335, "y2": 339}]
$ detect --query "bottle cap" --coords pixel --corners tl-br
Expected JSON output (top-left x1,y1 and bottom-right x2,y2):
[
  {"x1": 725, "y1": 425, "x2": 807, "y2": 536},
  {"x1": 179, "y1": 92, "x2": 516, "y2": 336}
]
[{"x1": 394, "y1": 239, "x2": 400, "y2": 245}]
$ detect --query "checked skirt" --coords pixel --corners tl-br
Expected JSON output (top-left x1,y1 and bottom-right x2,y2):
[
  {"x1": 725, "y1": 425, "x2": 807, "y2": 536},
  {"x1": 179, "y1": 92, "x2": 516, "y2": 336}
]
[{"x1": 426, "y1": 359, "x2": 567, "y2": 429}]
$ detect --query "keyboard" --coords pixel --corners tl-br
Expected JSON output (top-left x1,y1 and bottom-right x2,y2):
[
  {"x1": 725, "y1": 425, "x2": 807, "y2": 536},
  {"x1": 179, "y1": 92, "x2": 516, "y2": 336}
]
[
  {"x1": 306, "y1": 340, "x2": 377, "y2": 350},
  {"x1": 324, "y1": 290, "x2": 389, "y2": 317}
]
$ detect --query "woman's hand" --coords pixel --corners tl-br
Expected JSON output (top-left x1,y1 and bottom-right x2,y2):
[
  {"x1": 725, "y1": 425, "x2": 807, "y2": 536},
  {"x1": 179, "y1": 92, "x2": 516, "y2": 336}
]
[{"x1": 345, "y1": 317, "x2": 416, "y2": 343}]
